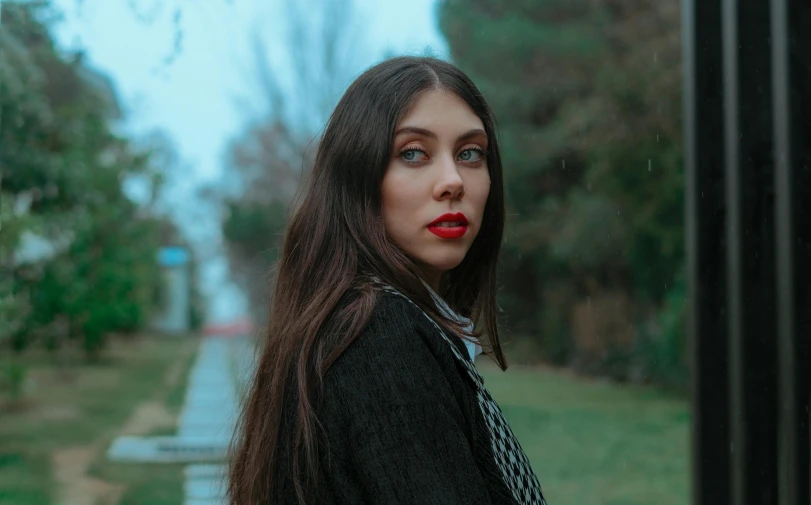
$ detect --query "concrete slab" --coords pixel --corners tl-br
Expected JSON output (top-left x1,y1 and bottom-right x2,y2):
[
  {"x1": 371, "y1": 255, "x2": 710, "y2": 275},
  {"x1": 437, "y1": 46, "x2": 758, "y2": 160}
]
[
  {"x1": 185, "y1": 464, "x2": 227, "y2": 480},
  {"x1": 107, "y1": 436, "x2": 230, "y2": 463},
  {"x1": 184, "y1": 498, "x2": 224, "y2": 505},
  {"x1": 107, "y1": 337, "x2": 258, "y2": 505},
  {"x1": 185, "y1": 476, "x2": 226, "y2": 500}
]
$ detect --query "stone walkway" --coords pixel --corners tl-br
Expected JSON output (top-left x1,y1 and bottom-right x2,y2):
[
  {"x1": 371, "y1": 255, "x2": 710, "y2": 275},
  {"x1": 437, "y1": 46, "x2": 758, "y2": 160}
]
[
  {"x1": 182, "y1": 336, "x2": 255, "y2": 505},
  {"x1": 107, "y1": 335, "x2": 256, "y2": 505}
]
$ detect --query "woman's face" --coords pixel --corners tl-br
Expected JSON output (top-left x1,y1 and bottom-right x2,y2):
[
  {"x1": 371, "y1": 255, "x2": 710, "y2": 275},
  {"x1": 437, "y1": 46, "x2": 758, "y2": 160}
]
[{"x1": 381, "y1": 89, "x2": 491, "y2": 289}]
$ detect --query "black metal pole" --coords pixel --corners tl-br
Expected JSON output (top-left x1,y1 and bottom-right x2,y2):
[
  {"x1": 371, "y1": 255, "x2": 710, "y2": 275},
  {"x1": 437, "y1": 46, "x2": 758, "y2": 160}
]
[
  {"x1": 723, "y1": 1, "x2": 779, "y2": 503},
  {"x1": 683, "y1": 0, "x2": 730, "y2": 503},
  {"x1": 773, "y1": 1, "x2": 811, "y2": 504},
  {"x1": 687, "y1": 0, "x2": 810, "y2": 504}
]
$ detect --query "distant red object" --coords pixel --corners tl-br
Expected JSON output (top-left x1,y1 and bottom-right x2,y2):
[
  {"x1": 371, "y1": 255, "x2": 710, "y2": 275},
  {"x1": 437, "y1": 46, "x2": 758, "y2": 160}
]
[{"x1": 203, "y1": 318, "x2": 254, "y2": 337}]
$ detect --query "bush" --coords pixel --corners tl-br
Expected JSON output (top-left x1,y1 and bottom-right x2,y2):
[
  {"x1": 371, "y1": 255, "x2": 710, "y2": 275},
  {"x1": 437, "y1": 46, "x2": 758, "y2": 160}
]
[
  {"x1": 631, "y1": 272, "x2": 688, "y2": 389},
  {"x1": 0, "y1": 359, "x2": 28, "y2": 406}
]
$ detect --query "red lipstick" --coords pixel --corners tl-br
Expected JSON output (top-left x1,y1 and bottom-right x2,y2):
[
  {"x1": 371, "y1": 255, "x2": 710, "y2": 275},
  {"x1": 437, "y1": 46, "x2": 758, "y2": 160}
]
[{"x1": 427, "y1": 212, "x2": 468, "y2": 239}]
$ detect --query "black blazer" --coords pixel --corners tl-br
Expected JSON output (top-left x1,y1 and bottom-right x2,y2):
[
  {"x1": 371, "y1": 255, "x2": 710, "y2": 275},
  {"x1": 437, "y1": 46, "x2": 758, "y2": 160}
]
[{"x1": 273, "y1": 288, "x2": 547, "y2": 505}]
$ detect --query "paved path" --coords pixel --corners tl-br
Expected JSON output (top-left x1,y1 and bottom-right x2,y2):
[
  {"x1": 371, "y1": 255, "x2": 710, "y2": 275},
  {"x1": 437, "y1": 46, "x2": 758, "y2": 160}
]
[{"x1": 182, "y1": 336, "x2": 256, "y2": 505}]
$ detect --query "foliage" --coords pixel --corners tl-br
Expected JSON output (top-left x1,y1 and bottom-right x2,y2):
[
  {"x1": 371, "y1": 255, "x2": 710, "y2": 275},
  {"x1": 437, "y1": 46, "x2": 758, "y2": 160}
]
[
  {"x1": 0, "y1": 2, "x2": 184, "y2": 358},
  {"x1": 0, "y1": 358, "x2": 28, "y2": 404},
  {"x1": 219, "y1": 120, "x2": 303, "y2": 319},
  {"x1": 440, "y1": 0, "x2": 686, "y2": 385},
  {"x1": 218, "y1": 0, "x2": 365, "y2": 318},
  {"x1": 631, "y1": 269, "x2": 688, "y2": 388},
  {"x1": 213, "y1": 0, "x2": 688, "y2": 386}
]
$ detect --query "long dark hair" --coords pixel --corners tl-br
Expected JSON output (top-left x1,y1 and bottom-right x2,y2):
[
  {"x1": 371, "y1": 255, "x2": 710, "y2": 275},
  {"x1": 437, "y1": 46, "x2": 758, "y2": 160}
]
[{"x1": 228, "y1": 56, "x2": 507, "y2": 505}]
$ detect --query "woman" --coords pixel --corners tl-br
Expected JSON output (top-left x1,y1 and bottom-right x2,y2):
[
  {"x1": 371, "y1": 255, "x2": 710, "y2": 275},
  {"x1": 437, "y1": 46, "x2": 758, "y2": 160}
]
[{"x1": 228, "y1": 56, "x2": 547, "y2": 505}]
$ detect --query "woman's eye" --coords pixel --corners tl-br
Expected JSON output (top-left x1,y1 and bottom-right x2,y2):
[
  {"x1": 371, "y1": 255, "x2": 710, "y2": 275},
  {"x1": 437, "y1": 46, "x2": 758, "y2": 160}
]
[
  {"x1": 459, "y1": 148, "x2": 484, "y2": 162},
  {"x1": 401, "y1": 149, "x2": 428, "y2": 162}
]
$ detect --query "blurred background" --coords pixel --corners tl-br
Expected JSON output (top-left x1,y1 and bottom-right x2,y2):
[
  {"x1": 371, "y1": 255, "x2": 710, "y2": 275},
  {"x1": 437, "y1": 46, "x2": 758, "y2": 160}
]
[{"x1": 1, "y1": 0, "x2": 797, "y2": 504}]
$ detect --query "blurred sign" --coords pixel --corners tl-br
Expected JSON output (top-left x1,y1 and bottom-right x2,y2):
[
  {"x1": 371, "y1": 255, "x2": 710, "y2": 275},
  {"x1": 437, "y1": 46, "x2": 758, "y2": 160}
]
[
  {"x1": 157, "y1": 246, "x2": 190, "y2": 267},
  {"x1": 153, "y1": 246, "x2": 191, "y2": 334}
]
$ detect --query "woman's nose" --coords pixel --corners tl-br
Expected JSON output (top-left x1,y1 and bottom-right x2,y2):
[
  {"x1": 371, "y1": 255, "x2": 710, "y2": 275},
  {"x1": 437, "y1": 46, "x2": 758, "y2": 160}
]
[{"x1": 434, "y1": 154, "x2": 464, "y2": 200}]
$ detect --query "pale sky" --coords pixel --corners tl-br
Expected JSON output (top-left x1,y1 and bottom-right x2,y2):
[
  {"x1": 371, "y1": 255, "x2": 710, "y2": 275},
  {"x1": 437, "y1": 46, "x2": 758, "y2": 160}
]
[{"x1": 48, "y1": 0, "x2": 450, "y2": 322}]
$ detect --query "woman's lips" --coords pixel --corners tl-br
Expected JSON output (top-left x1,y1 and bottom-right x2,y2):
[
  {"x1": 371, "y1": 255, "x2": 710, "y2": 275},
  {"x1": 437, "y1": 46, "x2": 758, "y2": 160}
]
[
  {"x1": 428, "y1": 224, "x2": 468, "y2": 239},
  {"x1": 427, "y1": 212, "x2": 469, "y2": 239}
]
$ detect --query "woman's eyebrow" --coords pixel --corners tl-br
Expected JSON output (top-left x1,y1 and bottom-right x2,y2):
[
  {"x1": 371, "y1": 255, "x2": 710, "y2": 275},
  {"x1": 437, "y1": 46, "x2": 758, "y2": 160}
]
[
  {"x1": 457, "y1": 128, "x2": 488, "y2": 143},
  {"x1": 394, "y1": 126, "x2": 437, "y2": 139},
  {"x1": 394, "y1": 126, "x2": 488, "y2": 143}
]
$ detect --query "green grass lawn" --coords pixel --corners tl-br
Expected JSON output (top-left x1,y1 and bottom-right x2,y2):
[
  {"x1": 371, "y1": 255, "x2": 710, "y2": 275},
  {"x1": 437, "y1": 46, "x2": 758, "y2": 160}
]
[
  {"x1": 0, "y1": 335, "x2": 198, "y2": 505},
  {"x1": 480, "y1": 361, "x2": 690, "y2": 505},
  {"x1": 0, "y1": 336, "x2": 689, "y2": 505}
]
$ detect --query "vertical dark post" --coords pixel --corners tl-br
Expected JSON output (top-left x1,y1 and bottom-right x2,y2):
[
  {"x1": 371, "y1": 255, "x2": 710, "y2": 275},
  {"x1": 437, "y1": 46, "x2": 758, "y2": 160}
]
[
  {"x1": 773, "y1": 0, "x2": 811, "y2": 504},
  {"x1": 687, "y1": 0, "x2": 811, "y2": 504},
  {"x1": 723, "y1": 0, "x2": 779, "y2": 504},
  {"x1": 683, "y1": 0, "x2": 730, "y2": 503},
  {"x1": 786, "y1": 0, "x2": 811, "y2": 501},
  {"x1": 787, "y1": 0, "x2": 811, "y2": 496}
]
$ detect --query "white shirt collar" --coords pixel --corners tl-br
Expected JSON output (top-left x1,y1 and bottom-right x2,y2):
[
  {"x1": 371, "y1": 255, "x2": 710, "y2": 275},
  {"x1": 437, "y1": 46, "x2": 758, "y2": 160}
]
[
  {"x1": 421, "y1": 282, "x2": 482, "y2": 362},
  {"x1": 369, "y1": 275, "x2": 483, "y2": 361}
]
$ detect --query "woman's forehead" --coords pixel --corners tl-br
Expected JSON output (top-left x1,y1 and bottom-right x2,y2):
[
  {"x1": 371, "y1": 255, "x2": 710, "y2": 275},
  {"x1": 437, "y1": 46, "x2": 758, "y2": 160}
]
[{"x1": 396, "y1": 90, "x2": 483, "y2": 134}]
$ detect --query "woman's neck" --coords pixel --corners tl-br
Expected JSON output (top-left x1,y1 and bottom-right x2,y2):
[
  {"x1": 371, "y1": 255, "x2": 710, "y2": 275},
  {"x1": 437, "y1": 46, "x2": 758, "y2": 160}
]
[{"x1": 415, "y1": 265, "x2": 442, "y2": 292}]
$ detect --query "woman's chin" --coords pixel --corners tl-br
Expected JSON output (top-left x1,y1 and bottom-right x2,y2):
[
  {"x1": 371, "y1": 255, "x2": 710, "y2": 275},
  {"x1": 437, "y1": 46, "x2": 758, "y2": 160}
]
[{"x1": 422, "y1": 255, "x2": 467, "y2": 275}]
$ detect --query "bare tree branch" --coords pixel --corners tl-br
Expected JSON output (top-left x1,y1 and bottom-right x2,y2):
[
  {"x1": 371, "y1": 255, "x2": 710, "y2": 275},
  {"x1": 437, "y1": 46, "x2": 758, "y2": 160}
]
[{"x1": 221, "y1": 0, "x2": 368, "y2": 318}]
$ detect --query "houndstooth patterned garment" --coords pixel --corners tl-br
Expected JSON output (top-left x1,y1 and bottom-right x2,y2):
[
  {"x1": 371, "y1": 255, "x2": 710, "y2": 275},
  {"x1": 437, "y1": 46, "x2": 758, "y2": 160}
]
[{"x1": 376, "y1": 284, "x2": 548, "y2": 505}]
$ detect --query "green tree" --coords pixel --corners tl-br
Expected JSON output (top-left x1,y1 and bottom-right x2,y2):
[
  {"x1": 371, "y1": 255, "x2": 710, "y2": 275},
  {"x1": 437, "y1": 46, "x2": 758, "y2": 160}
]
[
  {"x1": 1, "y1": 1, "x2": 178, "y2": 357},
  {"x1": 218, "y1": 0, "x2": 367, "y2": 320},
  {"x1": 440, "y1": 0, "x2": 686, "y2": 384}
]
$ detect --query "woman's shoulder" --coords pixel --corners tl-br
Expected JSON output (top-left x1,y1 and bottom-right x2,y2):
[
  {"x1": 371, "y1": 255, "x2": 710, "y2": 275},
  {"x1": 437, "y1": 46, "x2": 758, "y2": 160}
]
[
  {"x1": 369, "y1": 288, "x2": 438, "y2": 328},
  {"x1": 322, "y1": 289, "x2": 458, "y2": 383},
  {"x1": 334, "y1": 289, "x2": 434, "y2": 362},
  {"x1": 319, "y1": 288, "x2": 469, "y2": 422}
]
